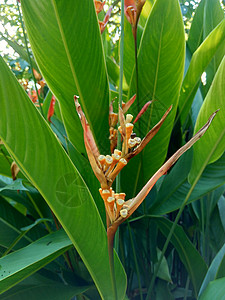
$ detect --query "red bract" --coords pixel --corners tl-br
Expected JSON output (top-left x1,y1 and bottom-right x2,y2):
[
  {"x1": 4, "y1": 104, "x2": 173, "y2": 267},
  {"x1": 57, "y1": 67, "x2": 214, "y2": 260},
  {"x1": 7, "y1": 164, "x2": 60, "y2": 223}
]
[
  {"x1": 99, "y1": 6, "x2": 112, "y2": 34},
  {"x1": 94, "y1": 0, "x2": 105, "y2": 14},
  {"x1": 47, "y1": 96, "x2": 56, "y2": 122},
  {"x1": 124, "y1": 0, "x2": 146, "y2": 28}
]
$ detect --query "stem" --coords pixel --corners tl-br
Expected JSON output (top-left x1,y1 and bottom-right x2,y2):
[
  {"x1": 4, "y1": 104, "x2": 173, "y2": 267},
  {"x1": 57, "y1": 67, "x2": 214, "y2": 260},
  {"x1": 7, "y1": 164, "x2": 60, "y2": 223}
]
[
  {"x1": 2, "y1": 231, "x2": 27, "y2": 257},
  {"x1": 115, "y1": 0, "x2": 125, "y2": 250},
  {"x1": 107, "y1": 225, "x2": 119, "y2": 300},
  {"x1": 16, "y1": 1, "x2": 44, "y2": 116}
]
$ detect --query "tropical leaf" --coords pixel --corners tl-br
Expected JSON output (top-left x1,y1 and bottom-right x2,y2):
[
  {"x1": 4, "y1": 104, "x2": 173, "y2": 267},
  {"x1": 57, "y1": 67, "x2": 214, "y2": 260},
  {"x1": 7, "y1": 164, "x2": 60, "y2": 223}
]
[
  {"x1": 199, "y1": 242, "x2": 225, "y2": 297},
  {"x1": 199, "y1": 277, "x2": 225, "y2": 300},
  {"x1": 122, "y1": 0, "x2": 185, "y2": 198},
  {"x1": 187, "y1": 0, "x2": 205, "y2": 54},
  {"x1": 189, "y1": 56, "x2": 225, "y2": 184},
  {"x1": 202, "y1": 0, "x2": 225, "y2": 96},
  {"x1": 155, "y1": 217, "x2": 207, "y2": 296},
  {"x1": 0, "y1": 154, "x2": 12, "y2": 178},
  {"x1": 178, "y1": 18, "x2": 225, "y2": 125},
  {"x1": 1, "y1": 282, "x2": 89, "y2": 300},
  {"x1": 0, "y1": 56, "x2": 126, "y2": 299},
  {"x1": 0, "y1": 230, "x2": 72, "y2": 293},
  {"x1": 21, "y1": 0, "x2": 109, "y2": 154}
]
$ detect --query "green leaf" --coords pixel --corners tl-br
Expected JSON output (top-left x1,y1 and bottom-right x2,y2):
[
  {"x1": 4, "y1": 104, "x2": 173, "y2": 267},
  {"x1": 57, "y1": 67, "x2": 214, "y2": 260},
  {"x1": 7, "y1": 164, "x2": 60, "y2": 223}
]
[
  {"x1": 151, "y1": 150, "x2": 225, "y2": 215},
  {"x1": 0, "y1": 154, "x2": 12, "y2": 178},
  {"x1": 178, "y1": 18, "x2": 225, "y2": 125},
  {"x1": 138, "y1": 0, "x2": 155, "y2": 28},
  {"x1": 123, "y1": 17, "x2": 135, "y2": 86},
  {"x1": 155, "y1": 248, "x2": 172, "y2": 283},
  {"x1": 0, "y1": 57, "x2": 126, "y2": 299},
  {"x1": 202, "y1": 0, "x2": 225, "y2": 96},
  {"x1": 106, "y1": 56, "x2": 128, "y2": 90},
  {"x1": 199, "y1": 277, "x2": 225, "y2": 300},
  {"x1": 0, "y1": 230, "x2": 72, "y2": 293},
  {"x1": 21, "y1": 0, "x2": 109, "y2": 154},
  {"x1": 189, "y1": 56, "x2": 225, "y2": 184},
  {"x1": 155, "y1": 217, "x2": 207, "y2": 296},
  {"x1": 187, "y1": 0, "x2": 205, "y2": 54},
  {"x1": 1, "y1": 283, "x2": 88, "y2": 300},
  {"x1": 1, "y1": 283, "x2": 89, "y2": 300},
  {"x1": 203, "y1": 0, "x2": 224, "y2": 38},
  {"x1": 199, "y1": 242, "x2": 225, "y2": 297},
  {"x1": 123, "y1": 0, "x2": 185, "y2": 198},
  {"x1": 0, "y1": 179, "x2": 28, "y2": 192}
]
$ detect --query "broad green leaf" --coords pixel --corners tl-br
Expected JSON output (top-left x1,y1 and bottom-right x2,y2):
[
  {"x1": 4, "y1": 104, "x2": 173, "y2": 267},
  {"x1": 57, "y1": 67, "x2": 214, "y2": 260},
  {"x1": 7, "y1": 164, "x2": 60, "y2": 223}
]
[
  {"x1": 0, "y1": 179, "x2": 28, "y2": 192},
  {"x1": 151, "y1": 150, "x2": 225, "y2": 215},
  {"x1": 155, "y1": 217, "x2": 207, "y2": 296},
  {"x1": 0, "y1": 57, "x2": 126, "y2": 299},
  {"x1": 189, "y1": 56, "x2": 225, "y2": 184},
  {"x1": 178, "y1": 18, "x2": 225, "y2": 125},
  {"x1": 202, "y1": 0, "x2": 225, "y2": 96},
  {"x1": 0, "y1": 34, "x2": 39, "y2": 72},
  {"x1": 199, "y1": 277, "x2": 225, "y2": 300},
  {"x1": 138, "y1": 0, "x2": 155, "y2": 28},
  {"x1": 203, "y1": 0, "x2": 224, "y2": 38},
  {"x1": 1, "y1": 283, "x2": 89, "y2": 300},
  {"x1": 123, "y1": 0, "x2": 185, "y2": 198},
  {"x1": 187, "y1": 0, "x2": 205, "y2": 54},
  {"x1": 0, "y1": 154, "x2": 12, "y2": 178},
  {"x1": 21, "y1": 0, "x2": 109, "y2": 154},
  {"x1": 0, "y1": 230, "x2": 72, "y2": 293},
  {"x1": 199, "y1": 242, "x2": 225, "y2": 297}
]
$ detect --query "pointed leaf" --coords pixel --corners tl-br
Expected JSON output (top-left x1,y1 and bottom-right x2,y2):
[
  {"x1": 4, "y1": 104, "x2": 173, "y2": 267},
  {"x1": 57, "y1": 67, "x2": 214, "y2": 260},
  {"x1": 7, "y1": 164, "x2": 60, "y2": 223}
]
[
  {"x1": 1, "y1": 282, "x2": 89, "y2": 300},
  {"x1": 178, "y1": 18, "x2": 225, "y2": 125},
  {"x1": 0, "y1": 57, "x2": 126, "y2": 299},
  {"x1": 0, "y1": 230, "x2": 72, "y2": 293},
  {"x1": 124, "y1": 0, "x2": 185, "y2": 198},
  {"x1": 21, "y1": 0, "x2": 109, "y2": 154},
  {"x1": 199, "y1": 242, "x2": 225, "y2": 297},
  {"x1": 189, "y1": 56, "x2": 225, "y2": 184},
  {"x1": 155, "y1": 217, "x2": 207, "y2": 296},
  {"x1": 202, "y1": 0, "x2": 225, "y2": 96},
  {"x1": 187, "y1": 0, "x2": 205, "y2": 54},
  {"x1": 199, "y1": 277, "x2": 225, "y2": 300}
]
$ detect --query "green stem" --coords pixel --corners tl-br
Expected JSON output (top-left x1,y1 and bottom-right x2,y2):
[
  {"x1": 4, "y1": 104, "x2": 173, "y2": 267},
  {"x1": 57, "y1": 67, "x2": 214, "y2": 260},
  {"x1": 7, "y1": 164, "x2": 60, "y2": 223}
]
[
  {"x1": 107, "y1": 226, "x2": 118, "y2": 300},
  {"x1": 2, "y1": 231, "x2": 27, "y2": 257},
  {"x1": 128, "y1": 223, "x2": 143, "y2": 300},
  {"x1": 115, "y1": 0, "x2": 125, "y2": 250},
  {"x1": 16, "y1": 1, "x2": 44, "y2": 116}
]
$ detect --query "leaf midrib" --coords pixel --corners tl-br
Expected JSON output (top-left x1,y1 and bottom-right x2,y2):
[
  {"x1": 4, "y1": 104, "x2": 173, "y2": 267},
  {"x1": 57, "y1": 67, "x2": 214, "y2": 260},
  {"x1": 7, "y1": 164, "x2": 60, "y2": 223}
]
[{"x1": 50, "y1": 0, "x2": 99, "y2": 146}]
